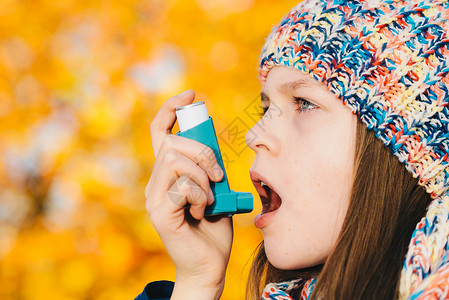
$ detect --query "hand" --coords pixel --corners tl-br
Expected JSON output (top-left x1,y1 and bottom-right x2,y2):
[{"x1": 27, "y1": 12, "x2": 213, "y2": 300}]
[{"x1": 145, "y1": 90, "x2": 233, "y2": 300}]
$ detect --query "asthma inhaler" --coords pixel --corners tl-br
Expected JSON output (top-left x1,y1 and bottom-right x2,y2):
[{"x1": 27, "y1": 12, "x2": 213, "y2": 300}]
[{"x1": 175, "y1": 101, "x2": 253, "y2": 217}]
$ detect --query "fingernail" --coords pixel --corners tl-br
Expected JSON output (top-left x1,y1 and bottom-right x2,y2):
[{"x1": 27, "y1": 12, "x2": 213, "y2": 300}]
[
  {"x1": 208, "y1": 189, "x2": 214, "y2": 203},
  {"x1": 214, "y1": 165, "x2": 223, "y2": 180},
  {"x1": 180, "y1": 90, "x2": 191, "y2": 97}
]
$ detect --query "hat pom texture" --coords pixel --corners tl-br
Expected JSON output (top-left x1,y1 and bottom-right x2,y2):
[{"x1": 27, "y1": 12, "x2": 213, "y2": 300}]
[{"x1": 259, "y1": 0, "x2": 449, "y2": 298}]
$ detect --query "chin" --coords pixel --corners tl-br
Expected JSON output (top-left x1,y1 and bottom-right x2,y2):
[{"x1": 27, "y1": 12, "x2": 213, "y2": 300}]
[
  {"x1": 267, "y1": 255, "x2": 313, "y2": 270},
  {"x1": 264, "y1": 240, "x2": 327, "y2": 270},
  {"x1": 264, "y1": 241, "x2": 298, "y2": 270}
]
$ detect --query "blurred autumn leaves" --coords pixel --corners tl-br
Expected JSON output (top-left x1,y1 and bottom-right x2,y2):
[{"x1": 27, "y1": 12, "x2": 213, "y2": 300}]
[{"x1": 0, "y1": 0, "x2": 299, "y2": 299}]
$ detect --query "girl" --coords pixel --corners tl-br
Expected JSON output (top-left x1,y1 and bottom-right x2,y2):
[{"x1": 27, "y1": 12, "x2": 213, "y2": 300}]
[{"x1": 138, "y1": 0, "x2": 449, "y2": 299}]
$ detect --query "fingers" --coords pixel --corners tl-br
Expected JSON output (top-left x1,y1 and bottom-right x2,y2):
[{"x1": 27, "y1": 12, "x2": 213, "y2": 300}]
[
  {"x1": 150, "y1": 90, "x2": 195, "y2": 158},
  {"x1": 145, "y1": 148, "x2": 218, "y2": 218},
  {"x1": 158, "y1": 135, "x2": 224, "y2": 183},
  {"x1": 167, "y1": 176, "x2": 209, "y2": 220},
  {"x1": 149, "y1": 175, "x2": 209, "y2": 225},
  {"x1": 157, "y1": 149, "x2": 215, "y2": 203}
]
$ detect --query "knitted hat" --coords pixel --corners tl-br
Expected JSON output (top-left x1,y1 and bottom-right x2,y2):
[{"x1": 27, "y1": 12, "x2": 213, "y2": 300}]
[{"x1": 258, "y1": 0, "x2": 449, "y2": 299}]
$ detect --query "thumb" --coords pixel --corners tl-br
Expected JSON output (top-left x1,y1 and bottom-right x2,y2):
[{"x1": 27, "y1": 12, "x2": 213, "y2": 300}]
[{"x1": 150, "y1": 90, "x2": 196, "y2": 158}]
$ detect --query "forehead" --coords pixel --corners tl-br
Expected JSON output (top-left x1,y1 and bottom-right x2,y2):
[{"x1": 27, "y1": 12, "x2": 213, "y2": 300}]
[{"x1": 262, "y1": 67, "x2": 322, "y2": 94}]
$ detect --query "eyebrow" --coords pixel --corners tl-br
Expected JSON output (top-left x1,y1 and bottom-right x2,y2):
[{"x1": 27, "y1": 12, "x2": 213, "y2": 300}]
[{"x1": 261, "y1": 78, "x2": 320, "y2": 100}]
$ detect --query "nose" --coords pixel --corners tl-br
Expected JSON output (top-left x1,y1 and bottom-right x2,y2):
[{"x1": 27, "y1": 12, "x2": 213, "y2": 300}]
[{"x1": 245, "y1": 112, "x2": 280, "y2": 155}]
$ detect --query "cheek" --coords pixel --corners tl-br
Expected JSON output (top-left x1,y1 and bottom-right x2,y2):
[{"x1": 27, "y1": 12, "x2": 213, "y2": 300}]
[
  {"x1": 269, "y1": 160, "x2": 352, "y2": 269},
  {"x1": 264, "y1": 212, "x2": 340, "y2": 269},
  {"x1": 288, "y1": 113, "x2": 355, "y2": 192},
  {"x1": 268, "y1": 116, "x2": 355, "y2": 269},
  {"x1": 286, "y1": 131, "x2": 354, "y2": 196}
]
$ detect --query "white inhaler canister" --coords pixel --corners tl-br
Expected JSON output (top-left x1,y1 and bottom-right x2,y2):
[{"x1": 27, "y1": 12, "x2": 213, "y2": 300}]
[{"x1": 175, "y1": 101, "x2": 209, "y2": 132}]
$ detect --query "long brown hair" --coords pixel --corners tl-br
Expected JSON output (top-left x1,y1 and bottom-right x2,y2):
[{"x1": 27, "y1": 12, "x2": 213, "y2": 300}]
[{"x1": 246, "y1": 120, "x2": 432, "y2": 299}]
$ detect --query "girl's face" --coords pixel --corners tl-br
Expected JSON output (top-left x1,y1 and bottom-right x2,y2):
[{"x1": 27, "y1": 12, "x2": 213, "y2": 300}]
[{"x1": 246, "y1": 66, "x2": 357, "y2": 270}]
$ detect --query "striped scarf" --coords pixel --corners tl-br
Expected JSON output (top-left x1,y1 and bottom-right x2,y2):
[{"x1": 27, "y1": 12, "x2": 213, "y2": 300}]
[{"x1": 261, "y1": 279, "x2": 316, "y2": 300}]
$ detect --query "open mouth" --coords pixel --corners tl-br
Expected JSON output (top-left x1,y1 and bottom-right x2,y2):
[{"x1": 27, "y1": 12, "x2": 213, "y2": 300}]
[
  {"x1": 250, "y1": 171, "x2": 282, "y2": 214},
  {"x1": 260, "y1": 182, "x2": 282, "y2": 213}
]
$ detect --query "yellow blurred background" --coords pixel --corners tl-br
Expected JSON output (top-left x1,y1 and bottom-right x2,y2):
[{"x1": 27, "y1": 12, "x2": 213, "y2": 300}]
[{"x1": 0, "y1": 0, "x2": 300, "y2": 299}]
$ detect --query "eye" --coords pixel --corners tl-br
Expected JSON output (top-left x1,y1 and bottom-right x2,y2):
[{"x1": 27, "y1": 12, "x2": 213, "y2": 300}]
[
  {"x1": 293, "y1": 97, "x2": 317, "y2": 113},
  {"x1": 259, "y1": 105, "x2": 269, "y2": 117},
  {"x1": 258, "y1": 97, "x2": 317, "y2": 118}
]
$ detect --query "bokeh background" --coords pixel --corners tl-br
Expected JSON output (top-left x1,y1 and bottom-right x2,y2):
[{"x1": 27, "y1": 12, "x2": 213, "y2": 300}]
[{"x1": 0, "y1": 0, "x2": 299, "y2": 299}]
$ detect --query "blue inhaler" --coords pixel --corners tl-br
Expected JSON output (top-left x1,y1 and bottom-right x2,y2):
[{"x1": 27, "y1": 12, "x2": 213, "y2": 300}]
[{"x1": 175, "y1": 101, "x2": 253, "y2": 217}]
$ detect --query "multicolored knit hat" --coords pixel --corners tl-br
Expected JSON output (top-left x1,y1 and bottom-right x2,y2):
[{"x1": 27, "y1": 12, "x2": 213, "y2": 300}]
[{"x1": 258, "y1": 0, "x2": 449, "y2": 299}]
